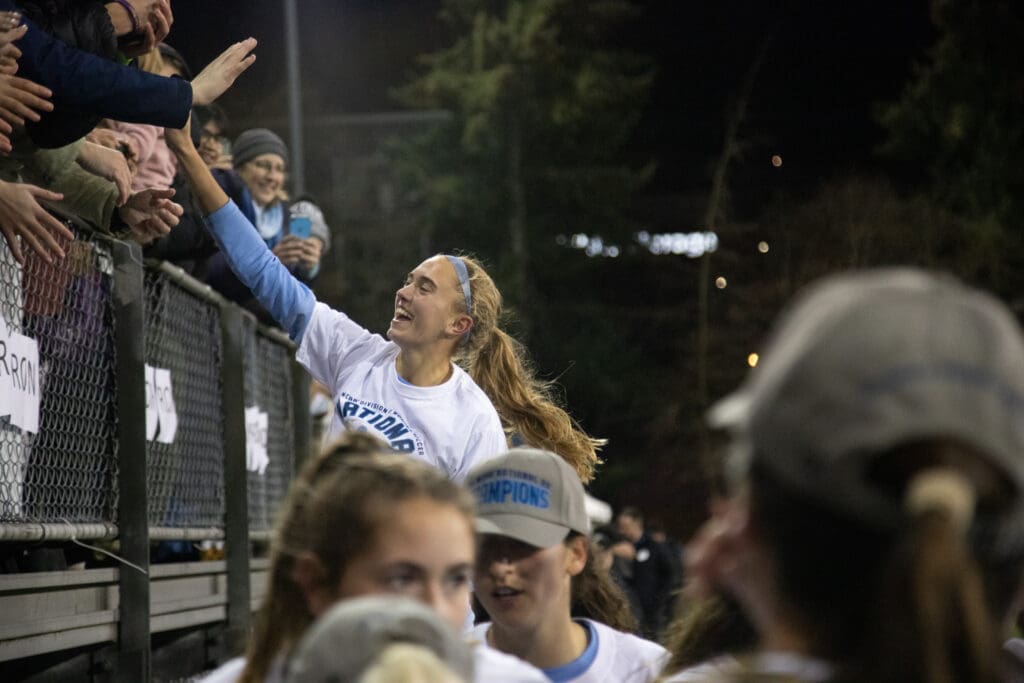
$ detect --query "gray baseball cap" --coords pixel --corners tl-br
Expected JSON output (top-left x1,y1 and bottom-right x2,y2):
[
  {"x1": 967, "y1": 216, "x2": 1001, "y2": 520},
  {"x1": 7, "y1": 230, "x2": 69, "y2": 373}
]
[
  {"x1": 285, "y1": 596, "x2": 473, "y2": 683},
  {"x1": 466, "y1": 448, "x2": 591, "y2": 548},
  {"x1": 709, "y1": 268, "x2": 1024, "y2": 557}
]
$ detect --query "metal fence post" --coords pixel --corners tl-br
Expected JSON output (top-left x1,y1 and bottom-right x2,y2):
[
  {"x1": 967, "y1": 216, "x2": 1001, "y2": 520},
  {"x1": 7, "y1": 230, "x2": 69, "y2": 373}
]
[
  {"x1": 111, "y1": 240, "x2": 151, "y2": 682},
  {"x1": 291, "y1": 359, "x2": 311, "y2": 472},
  {"x1": 220, "y1": 303, "x2": 250, "y2": 652}
]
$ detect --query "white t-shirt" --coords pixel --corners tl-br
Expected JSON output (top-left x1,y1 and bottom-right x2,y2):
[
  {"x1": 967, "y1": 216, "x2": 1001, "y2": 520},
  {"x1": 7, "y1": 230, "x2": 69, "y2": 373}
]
[
  {"x1": 297, "y1": 303, "x2": 508, "y2": 481},
  {"x1": 474, "y1": 642, "x2": 549, "y2": 682},
  {"x1": 658, "y1": 655, "x2": 738, "y2": 682},
  {"x1": 197, "y1": 643, "x2": 547, "y2": 683},
  {"x1": 470, "y1": 619, "x2": 668, "y2": 683},
  {"x1": 659, "y1": 652, "x2": 834, "y2": 682}
]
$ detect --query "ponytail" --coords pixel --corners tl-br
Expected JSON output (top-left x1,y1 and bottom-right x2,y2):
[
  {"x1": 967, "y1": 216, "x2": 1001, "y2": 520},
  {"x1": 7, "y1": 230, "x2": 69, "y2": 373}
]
[
  {"x1": 453, "y1": 255, "x2": 605, "y2": 483},
  {"x1": 567, "y1": 533, "x2": 638, "y2": 633},
  {"x1": 749, "y1": 451, "x2": 1013, "y2": 683},
  {"x1": 868, "y1": 469, "x2": 999, "y2": 683}
]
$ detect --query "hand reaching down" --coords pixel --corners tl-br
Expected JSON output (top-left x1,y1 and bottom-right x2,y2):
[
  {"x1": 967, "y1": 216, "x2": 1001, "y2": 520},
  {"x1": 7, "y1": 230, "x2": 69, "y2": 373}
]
[
  {"x1": 117, "y1": 188, "x2": 183, "y2": 245},
  {"x1": 77, "y1": 141, "x2": 133, "y2": 206},
  {"x1": 0, "y1": 181, "x2": 73, "y2": 264},
  {"x1": 113, "y1": 0, "x2": 174, "y2": 58}
]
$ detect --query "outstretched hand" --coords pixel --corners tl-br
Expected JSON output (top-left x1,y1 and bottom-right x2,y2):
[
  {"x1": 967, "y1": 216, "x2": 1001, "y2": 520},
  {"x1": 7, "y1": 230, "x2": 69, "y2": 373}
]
[
  {"x1": 191, "y1": 38, "x2": 257, "y2": 106},
  {"x1": 0, "y1": 73, "x2": 52, "y2": 130},
  {"x1": 117, "y1": 188, "x2": 183, "y2": 245},
  {"x1": 0, "y1": 181, "x2": 73, "y2": 264}
]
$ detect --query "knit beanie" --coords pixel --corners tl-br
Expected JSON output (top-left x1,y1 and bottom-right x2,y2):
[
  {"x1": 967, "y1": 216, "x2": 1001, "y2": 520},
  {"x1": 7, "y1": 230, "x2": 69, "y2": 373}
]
[{"x1": 232, "y1": 128, "x2": 288, "y2": 169}]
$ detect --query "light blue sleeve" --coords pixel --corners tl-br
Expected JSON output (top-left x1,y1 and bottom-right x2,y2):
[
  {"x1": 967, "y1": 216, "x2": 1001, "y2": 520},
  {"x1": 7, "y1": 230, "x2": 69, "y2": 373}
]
[{"x1": 207, "y1": 201, "x2": 315, "y2": 342}]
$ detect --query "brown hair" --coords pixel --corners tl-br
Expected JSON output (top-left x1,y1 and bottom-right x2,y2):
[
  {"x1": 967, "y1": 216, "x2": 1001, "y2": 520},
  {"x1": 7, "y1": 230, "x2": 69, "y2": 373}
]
[
  {"x1": 239, "y1": 441, "x2": 476, "y2": 683},
  {"x1": 451, "y1": 254, "x2": 605, "y2": 483},
  {"x1": 658, "y1": 593, "x2": 756, "y2": 679},
  {"x1": 747, "y1": 440, "x2": 1020, "y2": 683},
  {"x1": 567, "y1": 532, "x2": 638, "y2": 633}
]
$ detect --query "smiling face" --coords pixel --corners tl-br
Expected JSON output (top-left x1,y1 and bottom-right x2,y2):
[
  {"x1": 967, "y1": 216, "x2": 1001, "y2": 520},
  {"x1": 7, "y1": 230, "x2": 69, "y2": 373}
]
[
  {"x1": 474, "y1": 534, "x2": 586, "y2": 634},
  {"x1": 237, "y1": 153, "x2": 286, "y2": 207},
  {"x1": 334, "y1": 497, "x2": 475, "y2": 630},
  {"x1": 387, "y1": 256, "x2": 472, "y2": 351}
]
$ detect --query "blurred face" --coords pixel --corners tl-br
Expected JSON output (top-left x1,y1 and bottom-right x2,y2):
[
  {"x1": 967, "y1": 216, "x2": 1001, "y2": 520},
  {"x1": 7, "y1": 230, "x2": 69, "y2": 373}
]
[
  {"x1": 616, "y1": 515, "x2": 643, "y2": 543},
  {"x1": 387, "y1": 256, "x2": 470, "y2": 351},
  {"x1": 199, "y1": 121, "x2": 227, "y2": 166},
  {"x1": 238, "y1": 153, "x2": 286, "y2": 207},
  {"x1": 335, "y1": 497, "x2": 475, "y2": 630},
  {"x1": 474, "y1": 534, "x2": 585, "y2": 634}
]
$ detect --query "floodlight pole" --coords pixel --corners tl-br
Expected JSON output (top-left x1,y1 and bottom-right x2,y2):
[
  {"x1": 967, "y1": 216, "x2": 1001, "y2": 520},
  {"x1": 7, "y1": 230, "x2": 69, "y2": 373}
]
[{"x1": 283, "y1": 0, "x2": 305, "y2": 195}]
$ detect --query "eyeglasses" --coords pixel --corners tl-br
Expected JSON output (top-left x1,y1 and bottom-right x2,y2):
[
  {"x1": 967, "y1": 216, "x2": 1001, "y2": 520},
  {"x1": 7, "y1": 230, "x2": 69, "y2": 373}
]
[{"x1": 249, "y1": 159, "x2": 286, "y2": 174}]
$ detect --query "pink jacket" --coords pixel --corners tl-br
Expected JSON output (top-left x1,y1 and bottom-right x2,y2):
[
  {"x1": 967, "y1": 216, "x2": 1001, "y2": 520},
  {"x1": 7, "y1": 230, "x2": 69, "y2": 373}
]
[{"x1": 109, "y1": 121, "x2": 178, "y2": 191}]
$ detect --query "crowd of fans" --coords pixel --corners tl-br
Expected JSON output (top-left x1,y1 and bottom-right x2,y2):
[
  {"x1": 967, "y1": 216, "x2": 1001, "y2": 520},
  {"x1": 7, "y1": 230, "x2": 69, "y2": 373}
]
[
  {"x1": 0, "y1": 3, "x2": 1022, "y2": 683},
  {"x1": 0, "y1": 0, "x2": 328, "y2": 319}
]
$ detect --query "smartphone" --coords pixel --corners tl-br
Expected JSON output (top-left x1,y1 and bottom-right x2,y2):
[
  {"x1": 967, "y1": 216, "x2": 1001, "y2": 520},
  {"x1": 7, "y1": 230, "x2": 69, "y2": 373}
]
[{"x1": 289, "y1": 215, "x2": 311, "y2": 239}]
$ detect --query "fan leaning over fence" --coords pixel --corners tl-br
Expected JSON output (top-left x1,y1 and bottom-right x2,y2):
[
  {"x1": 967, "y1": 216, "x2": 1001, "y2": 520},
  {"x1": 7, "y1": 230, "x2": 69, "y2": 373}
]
[{"x1": 164, "y1": 116, "x2": 603, "y2": 484}]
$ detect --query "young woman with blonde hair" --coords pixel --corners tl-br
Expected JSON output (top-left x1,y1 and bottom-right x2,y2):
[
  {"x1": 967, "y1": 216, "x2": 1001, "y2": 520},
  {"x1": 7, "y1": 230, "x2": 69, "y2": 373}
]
[{"x1": 165, "y1": 119, "x2": 601, "y2": 482}]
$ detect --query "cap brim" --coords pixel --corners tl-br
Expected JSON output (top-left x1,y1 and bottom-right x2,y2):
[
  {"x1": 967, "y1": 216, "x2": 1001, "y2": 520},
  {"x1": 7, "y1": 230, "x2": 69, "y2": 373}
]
[{"x1": 475, "y1": 514, "x2": 571, "y2": 549}]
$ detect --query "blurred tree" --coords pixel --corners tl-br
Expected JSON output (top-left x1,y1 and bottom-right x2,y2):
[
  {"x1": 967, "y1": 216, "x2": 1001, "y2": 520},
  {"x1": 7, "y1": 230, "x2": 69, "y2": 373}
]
[
  {"x1": 876, "y1": 0, "x2": 1024, "y2": 304},
  {"x1": 390, "y1": 0, "x2": 655, "y2": 333}
]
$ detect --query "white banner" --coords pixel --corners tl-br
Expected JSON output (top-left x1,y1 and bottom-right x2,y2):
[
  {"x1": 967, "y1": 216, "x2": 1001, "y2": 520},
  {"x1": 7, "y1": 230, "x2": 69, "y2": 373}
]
[
  {"x1": 145, "y1": 364, "x2": 158, "y2": 441},
  {"x1": 245, "y1": 406, "x2": 269, "y2": 475},
  {"x1": 3, "y1": 328, "x2": 40, "y2": 434},
  {"x1": 153, "y1": 368, "x2": 178, "y2": 444}
]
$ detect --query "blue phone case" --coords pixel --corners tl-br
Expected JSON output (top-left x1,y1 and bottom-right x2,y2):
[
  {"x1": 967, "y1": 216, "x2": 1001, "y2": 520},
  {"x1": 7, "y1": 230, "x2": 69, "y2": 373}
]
[{"x1": 290, "y1": 216, "x2": 311, "y2": 239}]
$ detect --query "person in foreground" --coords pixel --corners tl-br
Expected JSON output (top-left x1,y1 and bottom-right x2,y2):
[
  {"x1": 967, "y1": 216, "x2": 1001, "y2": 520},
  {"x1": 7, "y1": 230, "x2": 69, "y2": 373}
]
[
  {"x1": 670, "y1": 268, "x2": 1024, "y2": 683},
  {"x1": 164, "y1": 116, "x2": 601, "y2": 483},
  {"x1": 200, "y1": 434, "x2": 547, "y2": 683},
  {"x1": 283, "y1": 596, "x2": 473, "y2": 683},
  {"x1": 467, "y1": 447, "x2": 668, "y2": 682}
]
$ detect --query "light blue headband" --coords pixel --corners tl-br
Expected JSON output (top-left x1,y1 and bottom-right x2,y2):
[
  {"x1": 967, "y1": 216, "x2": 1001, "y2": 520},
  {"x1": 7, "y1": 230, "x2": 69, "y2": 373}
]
[{"x1": 445, "y1": 255, "x2": 473, "y2": 314}]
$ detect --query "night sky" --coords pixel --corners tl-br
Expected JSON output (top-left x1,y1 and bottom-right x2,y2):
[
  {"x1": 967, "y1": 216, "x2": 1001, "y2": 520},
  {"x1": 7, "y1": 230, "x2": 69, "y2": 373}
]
[{"x1": 170, "y1": 0, "x2": 935, "y2": 212}]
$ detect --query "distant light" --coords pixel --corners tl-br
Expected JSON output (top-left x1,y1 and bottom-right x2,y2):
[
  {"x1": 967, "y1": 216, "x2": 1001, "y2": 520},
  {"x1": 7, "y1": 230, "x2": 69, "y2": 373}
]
[
  {"x1": 572, "y1": 233, "x2": 589, "y2": 249},
  {"x1": 771, "y1": 155, "x2": 783, "y2": 168},
  {"x1": 747, "y1": 353, "x2": 759, "y2": 368},
  {"x1": 758, "y1": 241, "x2": 770, "y2": 254},
  {"x1": 635, "y1": 231, "x2": 718, "y2": 257},
  {"x1": 606, "y1": 246, "x2": 620, "y2": 258},
  {"x1": 715, "y1": 276, "x2": 727, "y2": 289},
  {"x1": 556, "y1": 234, "x2": 568, "y2": 246}
]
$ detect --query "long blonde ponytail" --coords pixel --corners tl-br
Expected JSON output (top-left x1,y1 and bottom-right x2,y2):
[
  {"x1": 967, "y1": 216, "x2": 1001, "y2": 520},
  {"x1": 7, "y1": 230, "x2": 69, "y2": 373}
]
[{"x1": 451, "y1": 254, "x2": 604, "y2": 483}]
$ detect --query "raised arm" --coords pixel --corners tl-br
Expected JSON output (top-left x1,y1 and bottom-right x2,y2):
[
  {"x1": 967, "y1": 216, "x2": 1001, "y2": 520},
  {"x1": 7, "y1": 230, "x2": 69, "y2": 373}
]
[{"x1": 165, "y1": 118, "x2": 314, "y2": 342}]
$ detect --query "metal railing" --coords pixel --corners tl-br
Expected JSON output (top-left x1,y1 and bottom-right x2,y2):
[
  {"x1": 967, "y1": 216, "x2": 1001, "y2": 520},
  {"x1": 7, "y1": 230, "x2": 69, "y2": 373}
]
[{"x1": 0, "y1": 212, "x2": 310, "y2": 681}]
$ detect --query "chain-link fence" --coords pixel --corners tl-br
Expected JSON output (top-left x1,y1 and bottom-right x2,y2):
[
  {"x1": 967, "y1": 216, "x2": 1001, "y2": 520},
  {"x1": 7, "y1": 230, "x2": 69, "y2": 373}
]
[
  {"x1": 144, "y1": 268, "x2": 226, "y2": 533},
  {"x1": 243, "y1": 318, "x2": 295, "y2": 535},
  {"x1": 0, "y1": 223, "x2": 305, "y2": 542},
  {"x1": 0, "y1": 222, "x2": 118, "y2": 526}
]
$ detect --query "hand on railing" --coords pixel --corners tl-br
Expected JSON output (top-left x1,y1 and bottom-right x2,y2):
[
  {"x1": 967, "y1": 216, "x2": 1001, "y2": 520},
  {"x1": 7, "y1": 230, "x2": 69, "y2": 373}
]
[
  {"x1": 0, "y1": 180, "x2": 73, "y2": 264},
  {"x1": 117, "y1": 188, "x2": 183, "y2": 245}
]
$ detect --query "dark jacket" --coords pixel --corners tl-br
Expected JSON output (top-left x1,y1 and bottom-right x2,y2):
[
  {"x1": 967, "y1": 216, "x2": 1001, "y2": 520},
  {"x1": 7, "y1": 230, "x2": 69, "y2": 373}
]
[
  {"x1": 20, "y1": 0, "x2": 118, "y2": 148},
  {"x1": 1, "y1": 0, "x2": 190, "y2": 145}
]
